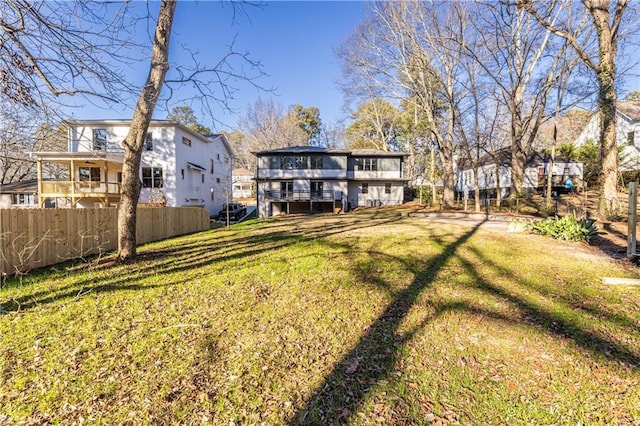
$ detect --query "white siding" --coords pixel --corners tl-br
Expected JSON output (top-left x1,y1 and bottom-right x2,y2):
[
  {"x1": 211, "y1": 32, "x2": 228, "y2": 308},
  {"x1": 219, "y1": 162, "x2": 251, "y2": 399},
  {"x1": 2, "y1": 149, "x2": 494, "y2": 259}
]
[
  {"x1": 574, "y1": 111, "x2": 640, "y2": 171},
  {"x1": 66, "y1": 122, "x2": 232, "y2": 216}
]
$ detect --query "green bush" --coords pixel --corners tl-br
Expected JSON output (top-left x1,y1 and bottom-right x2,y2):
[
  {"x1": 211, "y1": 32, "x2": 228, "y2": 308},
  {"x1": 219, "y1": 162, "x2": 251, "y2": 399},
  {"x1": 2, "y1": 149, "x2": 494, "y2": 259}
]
[{"x1": 528, "y1": 215, "x2": 600, "y2": 243}]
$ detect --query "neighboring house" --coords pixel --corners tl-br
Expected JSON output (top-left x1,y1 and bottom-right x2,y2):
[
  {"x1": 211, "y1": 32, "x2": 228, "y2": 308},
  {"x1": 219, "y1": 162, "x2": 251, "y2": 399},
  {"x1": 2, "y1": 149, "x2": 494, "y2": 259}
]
[
  {"x1": 32, "y1": 120, "x2": 233, "y2": 217},
  {"x1": 574, "y1": 101, "x2": 640, "y2": 171},
  {"x1": 254, "y1": 146, "x2": 408, "y2": 217},
  {"x1": 232, "y1": 168, "x2": 255, "y2": 199},
  {"x1": 456, "y1": 148, "x2": 583, "y2": 198},
  {"x1": 0, "y1": 180, "x2": 39, "y2": 209}
]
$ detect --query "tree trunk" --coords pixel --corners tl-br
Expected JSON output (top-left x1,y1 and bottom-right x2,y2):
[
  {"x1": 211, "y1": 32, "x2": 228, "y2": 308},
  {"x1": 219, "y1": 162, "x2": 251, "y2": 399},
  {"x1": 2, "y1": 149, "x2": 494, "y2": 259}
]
[
  {"x1": 473, "y1": 164, "x2": 481, "y2": 212},
  {"x1": 511, "y1": 145, "x2": 526, "y2": 197},
  {"x1": 118, "y1": 0, "x2": 176, "y2": 262},
  {"x1": 592, "y1": 4, "x2": 620, "y2": 217},
  {"x1": 496, "y1": 166, "x2": 502, "y2": 208},
  {"x1": 440, "y1": 146, "x2": 455, "y2": 208}
]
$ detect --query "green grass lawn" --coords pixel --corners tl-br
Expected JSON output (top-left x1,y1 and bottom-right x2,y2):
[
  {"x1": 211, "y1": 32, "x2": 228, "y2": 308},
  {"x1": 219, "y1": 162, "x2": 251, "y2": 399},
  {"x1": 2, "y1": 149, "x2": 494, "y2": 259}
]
[{"x1": 1, "y1": 209, "x2": 639, "y2": 424}]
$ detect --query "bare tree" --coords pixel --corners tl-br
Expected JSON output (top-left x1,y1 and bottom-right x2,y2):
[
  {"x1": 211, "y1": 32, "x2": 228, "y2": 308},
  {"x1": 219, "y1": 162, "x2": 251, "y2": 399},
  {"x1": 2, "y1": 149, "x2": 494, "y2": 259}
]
[
  {"x1": 234, "y1": 97, "x2": 309, "y2": 171},
  {"x1": 518, "y1": 0, "x2": 630, "y2": 218},
  {"x1": 465, "y1": 1, "x2": 576, "y2": 198},
  {"x1": 0, "y1": 1, "x2": 138, "y2": 109},
  {"x1": 0, "y1": 102, "x2": 38, "y2": 184},
  {"x1": 337, "y1": 1, "x2": 466, "y2": 207},
  {"x1": 117, "y1": 0, "x2": 176, "y2": 262},
  {"x1": 2, "y1": 1, "x2": 268, "y2": 262}
]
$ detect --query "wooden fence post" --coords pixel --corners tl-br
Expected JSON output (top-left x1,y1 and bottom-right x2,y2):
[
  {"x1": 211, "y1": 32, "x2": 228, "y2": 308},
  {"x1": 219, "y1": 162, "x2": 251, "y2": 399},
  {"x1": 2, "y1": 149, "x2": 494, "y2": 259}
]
[{"x1": 627, "y1": 181, "x2": 637, "y2": 258}]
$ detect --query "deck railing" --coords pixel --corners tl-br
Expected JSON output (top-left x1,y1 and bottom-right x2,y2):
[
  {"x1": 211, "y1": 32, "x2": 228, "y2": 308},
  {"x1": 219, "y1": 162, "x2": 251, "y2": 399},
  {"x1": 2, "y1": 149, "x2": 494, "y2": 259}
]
[
  {"x1": 41, "y1": 181, "x2": 121, "y2": 196},
  {"x1": 265, "y1": 190, "x2": 335, "y2": 201}
]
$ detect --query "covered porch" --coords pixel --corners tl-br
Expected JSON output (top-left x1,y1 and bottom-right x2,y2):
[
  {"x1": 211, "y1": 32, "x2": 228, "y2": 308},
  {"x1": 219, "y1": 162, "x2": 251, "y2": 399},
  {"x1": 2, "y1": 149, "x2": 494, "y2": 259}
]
[{"x1": 33, "y1": 151, "x2": 124, "y2": 208}]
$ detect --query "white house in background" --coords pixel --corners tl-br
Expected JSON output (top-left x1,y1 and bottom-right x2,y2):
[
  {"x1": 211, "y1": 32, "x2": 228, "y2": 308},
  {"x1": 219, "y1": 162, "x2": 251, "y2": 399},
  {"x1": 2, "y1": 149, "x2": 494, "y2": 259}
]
[
  {"x1": 456, "y1": 148, "x2": 584, "y2": 198},
  {"x1": 232, "y1": 168, "x2": 254, "y2": 199},
  {"x1": 254, "y1": 146, "x2": 408, "y2": 218},
  {"x1": 574, "y1": 101, "x2": 640, "y2": 171},
  {"x1": 32, "y1": 120, "x2": 233, "y2": 217}
]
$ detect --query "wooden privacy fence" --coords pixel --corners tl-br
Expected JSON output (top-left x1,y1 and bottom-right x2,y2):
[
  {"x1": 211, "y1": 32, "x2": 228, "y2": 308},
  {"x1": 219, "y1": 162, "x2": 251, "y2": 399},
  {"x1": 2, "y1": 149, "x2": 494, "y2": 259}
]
[{"x1": 0, "y1": 207, "x2": 210, "y2": 276}]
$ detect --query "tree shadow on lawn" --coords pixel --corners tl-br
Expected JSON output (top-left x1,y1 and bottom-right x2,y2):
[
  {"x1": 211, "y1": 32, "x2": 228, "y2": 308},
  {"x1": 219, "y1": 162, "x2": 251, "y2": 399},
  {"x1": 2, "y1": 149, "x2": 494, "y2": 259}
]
[
  {"x1": 463, "y1": 245, "x2": 640, "y2": 367},
  {"x1": 0, "y1": 212, "x2": 405, "y2": 314},
  {"x1": 290, "y1": 221, "x2": 640, "y2": 425},
  {"x1": 289, "y1": 221, "x2": 484, "y2": 424}
]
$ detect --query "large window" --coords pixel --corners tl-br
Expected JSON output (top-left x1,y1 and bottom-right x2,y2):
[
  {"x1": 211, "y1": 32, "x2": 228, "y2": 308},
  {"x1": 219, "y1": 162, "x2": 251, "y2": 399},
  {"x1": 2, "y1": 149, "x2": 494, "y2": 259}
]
[
  {"x1": 11, "y1": 193, "x2": 36, "y2": 205},
  {"x1": 280, "y1": 156, "x2": 308, "y2": 170},
  {"x1": 356, "y1": 158, "x2": 378, "y2": 171},
  {"x1": 143, "y1": 132, "x2": 153, "y2": 151},
  {"x1": 142, "y1": 167, "x2": 163, "y2": 188},
  {"x1": 93, "y1": 129, "x2": 107, "y2": 150},
  {"x1": 310, "y1": 155, "x2": 323, "y2": 169},
  {"x1": 79, "y1": 167, "x2": 101, "y2": 182}
]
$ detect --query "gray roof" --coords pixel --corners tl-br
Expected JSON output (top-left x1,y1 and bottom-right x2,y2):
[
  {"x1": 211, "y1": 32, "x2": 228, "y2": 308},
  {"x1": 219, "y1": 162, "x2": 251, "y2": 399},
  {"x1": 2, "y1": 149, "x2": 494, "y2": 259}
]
[
  {"x1": 460, "y1": 148, "x2": 579, "y2": 169},
  {"x1": 0, "y1": 179, "x2": 39, "y2": 194},
  {"x1": 618, "y1": 101, "x2": 640, "y2": 122},
  {"x1": 254, "y1": 145, "x2": 408, "y2": 157}
]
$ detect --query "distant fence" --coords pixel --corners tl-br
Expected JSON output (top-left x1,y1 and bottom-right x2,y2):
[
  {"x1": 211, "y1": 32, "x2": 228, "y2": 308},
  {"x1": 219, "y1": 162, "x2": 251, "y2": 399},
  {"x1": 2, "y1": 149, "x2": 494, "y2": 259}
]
[{"x1": 0, "y1": 207, "x2": 209, "y2": 277}]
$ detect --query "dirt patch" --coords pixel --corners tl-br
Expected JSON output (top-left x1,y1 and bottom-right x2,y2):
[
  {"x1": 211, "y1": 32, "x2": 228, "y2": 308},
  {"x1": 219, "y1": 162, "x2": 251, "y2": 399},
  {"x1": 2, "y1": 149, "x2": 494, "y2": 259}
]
[{"x1": 590, "y1": 221, "x2": 630, "y2": 260}]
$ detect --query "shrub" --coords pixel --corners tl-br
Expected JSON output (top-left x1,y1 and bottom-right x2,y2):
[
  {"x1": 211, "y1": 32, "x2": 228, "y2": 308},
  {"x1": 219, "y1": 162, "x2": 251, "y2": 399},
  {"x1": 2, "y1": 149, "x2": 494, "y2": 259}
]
[{"x1": 528, "y1": 215, "x2": 600, "y2": 243}]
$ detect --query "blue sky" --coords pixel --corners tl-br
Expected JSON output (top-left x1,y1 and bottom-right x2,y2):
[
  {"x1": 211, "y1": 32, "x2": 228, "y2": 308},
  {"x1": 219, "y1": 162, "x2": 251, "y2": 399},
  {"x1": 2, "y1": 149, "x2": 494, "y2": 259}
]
[
  {"x1": 65, "y1": 1, "x2": 639, "y2": 132},
  {"x1": 67, "y1": 1, "x2": 368, "y2": 132}
]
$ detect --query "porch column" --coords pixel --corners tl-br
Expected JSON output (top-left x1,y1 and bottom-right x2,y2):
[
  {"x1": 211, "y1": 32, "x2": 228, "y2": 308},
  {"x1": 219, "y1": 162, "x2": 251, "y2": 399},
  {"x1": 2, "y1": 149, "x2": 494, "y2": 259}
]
[
  {"x1": 37, "y1": 159, "x2": 44, "y2": 208},
  {"x1": 104, "y1": 161, "x2": 109, "y2": 206},
  {"x1": 70, "y1": 160, "x2": 77, "y2": 207}
]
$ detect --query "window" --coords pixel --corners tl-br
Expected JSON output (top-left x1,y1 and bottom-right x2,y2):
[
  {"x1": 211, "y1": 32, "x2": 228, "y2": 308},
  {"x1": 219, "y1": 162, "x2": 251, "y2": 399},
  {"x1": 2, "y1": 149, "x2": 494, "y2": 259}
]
[
  {"x1": 143, "y1": 133, "x2": 153, "y2": 151},
  {"x1": 385, "y1": 183, "x2": 391, "y2": 194},
  {"x1": 142, "y1": 167, "x2": 163, "y2": 188},
  {"x1": 116, "y1": 172, "x2": 123, "y2": 183},
  {"x1": 463, "y1": 171, "x2": 472, "y2": 186},
  {"x1": 210, "y1": 159, "x2": 214, "y2": 174},
  {"x1": 11, "y1": 193, "x2": 36, "y2": 205},
  {"x1": 182, "y1": 136, "x2": 191, "y2": 146},
  {"x1": 311, "y1": 181, "x2": 323, "y2": 197},
  {"x1": 628, "y1": 131, "x2": 635, "y2": 146},
  {"x1": 280, "y1": 155, "x2": 308, "y2": 170},
  {"x1": 93, "y1": 129, "x2": 107, "y2": 150},
  {"x1": 181, "y1": 169, "x2": 184, "y2": 180},
  {"x1": 362, "y1": 183, "x2": 369, "y2": 194},
  {"x1": 79, "y1": 167, "x2": 101, "y2": 182},
  {"x1": 210, "y1": 187, "x2": 215, "y2": 201},
  {"x1": 294, "y1": 156, "x2": 308, "y2": 169},
  {"x1": 216, "y1": 177, "x2": 220, "y2": 183},
  {"x1": 310, "y1": 155, "x2": 323, "y2": 169},
  {"x1": 356, "y1": 158, "x2": 378, "y2": 171},
  {"x1": 281, "y1": 181, "x2": 293, "y2": 197},
  {"x1": 201, "y1": 174, "x2": 205, "y2": 183}
]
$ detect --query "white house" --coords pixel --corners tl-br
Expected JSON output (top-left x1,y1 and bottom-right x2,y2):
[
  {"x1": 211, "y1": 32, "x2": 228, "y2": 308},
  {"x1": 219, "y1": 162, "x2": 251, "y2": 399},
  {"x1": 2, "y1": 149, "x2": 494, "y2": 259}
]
[
  {"x1": 456, "y1": 148, "x2": 583, "y2": 198},
  {"x1": 574, "y1": 101, "x2": 640, "y2": 171},
  {"x1": 232, "y1": 168, "x2": 254, "y2": 199},
  {"x1": 254, "y1": 146, "x2": 408, "y2": 217},
  {"x1": 32, "y1": 120, "x2": 233, "y2": 217}
]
